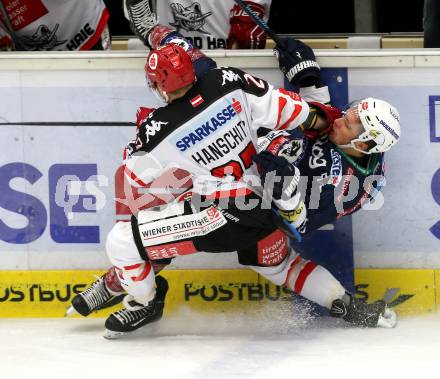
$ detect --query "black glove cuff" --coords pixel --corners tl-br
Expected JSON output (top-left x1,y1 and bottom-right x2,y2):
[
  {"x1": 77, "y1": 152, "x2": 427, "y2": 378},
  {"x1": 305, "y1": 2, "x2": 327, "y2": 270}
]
[{"x1": 286, "y1": 60, "x2": 321, "y2": 87}]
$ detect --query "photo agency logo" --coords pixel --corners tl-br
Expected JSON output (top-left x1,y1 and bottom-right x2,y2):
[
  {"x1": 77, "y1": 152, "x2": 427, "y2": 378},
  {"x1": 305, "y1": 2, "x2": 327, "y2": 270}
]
[
  {"x1": 117, "y1": 152, "x2": 385, "y2": 217},
  {"x1": 0, "y1": 157, "x2": 387, "y2": 245},
  {"x1": 54, "y1": 173, "x2": 108, "y2": 221},
  {"x1": 0, "y1": 163, "x2": 108, "y2": 244}
]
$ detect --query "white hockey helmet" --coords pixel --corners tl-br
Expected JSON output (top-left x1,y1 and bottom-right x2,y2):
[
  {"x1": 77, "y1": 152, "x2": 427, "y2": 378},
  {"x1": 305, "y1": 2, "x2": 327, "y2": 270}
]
[{"x1": 347, "y1": 98, "x2": 401, "y2": 154}]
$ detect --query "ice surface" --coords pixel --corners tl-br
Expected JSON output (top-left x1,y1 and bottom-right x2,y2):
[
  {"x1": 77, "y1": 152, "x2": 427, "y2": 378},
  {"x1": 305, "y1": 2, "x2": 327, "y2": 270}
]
[{"x1": 1, "y1": 307, "x2": 439, "y2": 379}]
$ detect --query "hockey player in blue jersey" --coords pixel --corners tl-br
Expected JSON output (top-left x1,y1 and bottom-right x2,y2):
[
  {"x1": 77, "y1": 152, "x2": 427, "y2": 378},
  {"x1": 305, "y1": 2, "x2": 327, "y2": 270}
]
[
  {"x1": 253, "y1": 98, "x2": 400, "y2": 235},
  {"x1": 251, "y1": 37, "x2": 400, "y2": 236}
]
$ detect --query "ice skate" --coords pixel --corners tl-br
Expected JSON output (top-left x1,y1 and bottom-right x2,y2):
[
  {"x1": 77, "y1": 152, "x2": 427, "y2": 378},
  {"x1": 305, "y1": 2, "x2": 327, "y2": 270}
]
[
  {"x1": 66, "y1": 275, "x2": 124, "y2": 317},
  {"x1": 104, "y1": 275, "x2": 168, "y2": 339},
  {"x1": 330, "y1": 292, "x2": 397, "y2": 328}
]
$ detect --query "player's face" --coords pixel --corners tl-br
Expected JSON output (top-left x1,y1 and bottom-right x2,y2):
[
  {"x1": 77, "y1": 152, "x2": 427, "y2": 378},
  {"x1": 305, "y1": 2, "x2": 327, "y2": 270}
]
[{"x1": 329, "y1": 108, "x2": 364, "y2": 146}]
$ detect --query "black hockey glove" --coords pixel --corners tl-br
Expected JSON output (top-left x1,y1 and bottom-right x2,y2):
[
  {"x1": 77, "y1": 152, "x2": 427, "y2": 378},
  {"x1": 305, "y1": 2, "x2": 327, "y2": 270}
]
[
  {"x1": 274, "y1": 38, "x2": 321, "y2": 88},
  {"x1": 252, "y1": 151, "x2": 300, "y2": 202}
]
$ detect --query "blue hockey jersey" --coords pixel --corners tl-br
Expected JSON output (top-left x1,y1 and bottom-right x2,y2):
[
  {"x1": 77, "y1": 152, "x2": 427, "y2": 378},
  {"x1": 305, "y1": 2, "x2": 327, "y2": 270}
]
[{"x1": 257, "y1": 128, "x2": 386, "y2": 235}]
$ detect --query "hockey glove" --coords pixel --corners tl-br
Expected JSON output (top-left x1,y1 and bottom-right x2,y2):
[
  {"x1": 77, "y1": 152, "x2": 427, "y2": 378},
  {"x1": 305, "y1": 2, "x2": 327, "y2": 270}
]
[
  {"x1": 228, "y1": 1, "x2": 267, "y2": 49},
  {"x1": 252, "y1": 151, "x2": 301, "y2": 209},
  {"x1": 274, "y1": 38, "x2": 321, "y2": 88},
  {"x1": 277, "y1": 200, "x2": 307, "y2": 233}
]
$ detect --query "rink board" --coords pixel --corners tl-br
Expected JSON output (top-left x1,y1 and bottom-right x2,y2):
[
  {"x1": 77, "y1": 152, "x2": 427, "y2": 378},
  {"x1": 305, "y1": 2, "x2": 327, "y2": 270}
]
[{"x1": 0, "y1": 269, "x2": 437, "y2": 318}]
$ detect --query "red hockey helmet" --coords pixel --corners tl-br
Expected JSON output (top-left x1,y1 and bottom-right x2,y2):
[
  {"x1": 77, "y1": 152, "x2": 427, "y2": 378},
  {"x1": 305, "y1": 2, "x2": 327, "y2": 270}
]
[{"x1": 145, "y1": 44, "x2": 195, "y2": 95}]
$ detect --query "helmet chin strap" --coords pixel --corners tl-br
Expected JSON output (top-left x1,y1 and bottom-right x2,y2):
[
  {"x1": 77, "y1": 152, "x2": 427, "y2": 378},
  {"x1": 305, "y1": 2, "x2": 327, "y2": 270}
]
[
  {"x1": 161, "y1": 91, "x2": 169, "y2": 103},
  {"x1": 337, "y1": 140, "x2": 371, "y2": 155},
  {"x1": 336, "y1": 142, "x2": 352, "y2": 149},
  {"x1": 151, "y1": 86, "x2": 169, "y2": 104}
]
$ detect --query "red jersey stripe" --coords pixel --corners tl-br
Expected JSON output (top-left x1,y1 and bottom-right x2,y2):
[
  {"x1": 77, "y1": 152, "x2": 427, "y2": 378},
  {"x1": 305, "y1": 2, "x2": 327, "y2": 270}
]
[
  {"x1": 80, "y1": 8, "x2": 110, "y2": 51},
  {"x1": 278, "y1": 104, "x2": 303, "y2": 130},
  {"x1": 294, "y1": 261, "x2": 318, "y2": 294}
]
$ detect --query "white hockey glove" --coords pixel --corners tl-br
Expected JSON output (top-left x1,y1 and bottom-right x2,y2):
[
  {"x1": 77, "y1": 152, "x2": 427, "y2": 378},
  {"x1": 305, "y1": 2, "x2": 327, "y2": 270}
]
[{"x1": 277, "y1": 201, "x2": 307, "y2": 232}]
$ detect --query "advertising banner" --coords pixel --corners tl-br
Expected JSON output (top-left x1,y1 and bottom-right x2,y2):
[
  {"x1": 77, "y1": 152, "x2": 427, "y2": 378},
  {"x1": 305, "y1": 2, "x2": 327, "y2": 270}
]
[{"x1": 0, "y1": 269, "x2": 435, "y2": 317}]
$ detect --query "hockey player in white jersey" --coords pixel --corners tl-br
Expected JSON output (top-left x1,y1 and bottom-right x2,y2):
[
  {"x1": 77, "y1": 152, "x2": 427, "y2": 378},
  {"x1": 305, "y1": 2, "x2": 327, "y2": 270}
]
[
  {"x1": 67, "y1": 43, "x2": 397, "y2": 338},
  {"x1": 123, "y1": 0, "x2": 271, "y2": 49},
  {"x1": 0, "y1": 0, "x2": 110, "y2": 51}
]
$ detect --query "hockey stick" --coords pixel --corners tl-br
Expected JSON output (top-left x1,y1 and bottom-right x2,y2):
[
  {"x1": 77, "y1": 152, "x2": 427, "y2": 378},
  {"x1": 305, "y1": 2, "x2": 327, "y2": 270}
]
[
  {"x1": 272, "y1": 207, "x2": 302, "y2": 242},
  {"x1": 233, "y1": 0, "x2": 288, "y2": 51},
  {"x1": 233, "y1": 0, "x2": 304, "y2": 76},
  {"x1": 232, "y1": 1, "x2": 303, "y2": 242}
]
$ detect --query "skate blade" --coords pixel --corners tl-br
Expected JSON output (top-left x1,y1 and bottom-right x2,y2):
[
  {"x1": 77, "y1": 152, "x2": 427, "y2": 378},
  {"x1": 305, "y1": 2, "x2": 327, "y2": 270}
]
[
  {"x1": 103, "y1": 320, "x2": 161, "y2": 339},
  {"x1": 103, "y1": 329, "x2": 127, "y2": 340},
  {"x1": 377, "y1": 308, "x2": 397, "y2": 328},
  {"x1": 65, "y1": 305, "x2": 78, "y2": 317}
]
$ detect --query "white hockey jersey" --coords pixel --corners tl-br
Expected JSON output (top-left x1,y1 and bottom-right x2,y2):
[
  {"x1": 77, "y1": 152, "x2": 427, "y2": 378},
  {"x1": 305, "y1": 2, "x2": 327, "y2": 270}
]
[
  {"x1": 122, "y1": 67, "x2": 309, "y2": 212},
  {"x1": 155, "y1": 0, "x2": 271, "y2": 50},
  {"x1": 0, "y1": 0, "x2": 109, "y2": 50}
]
